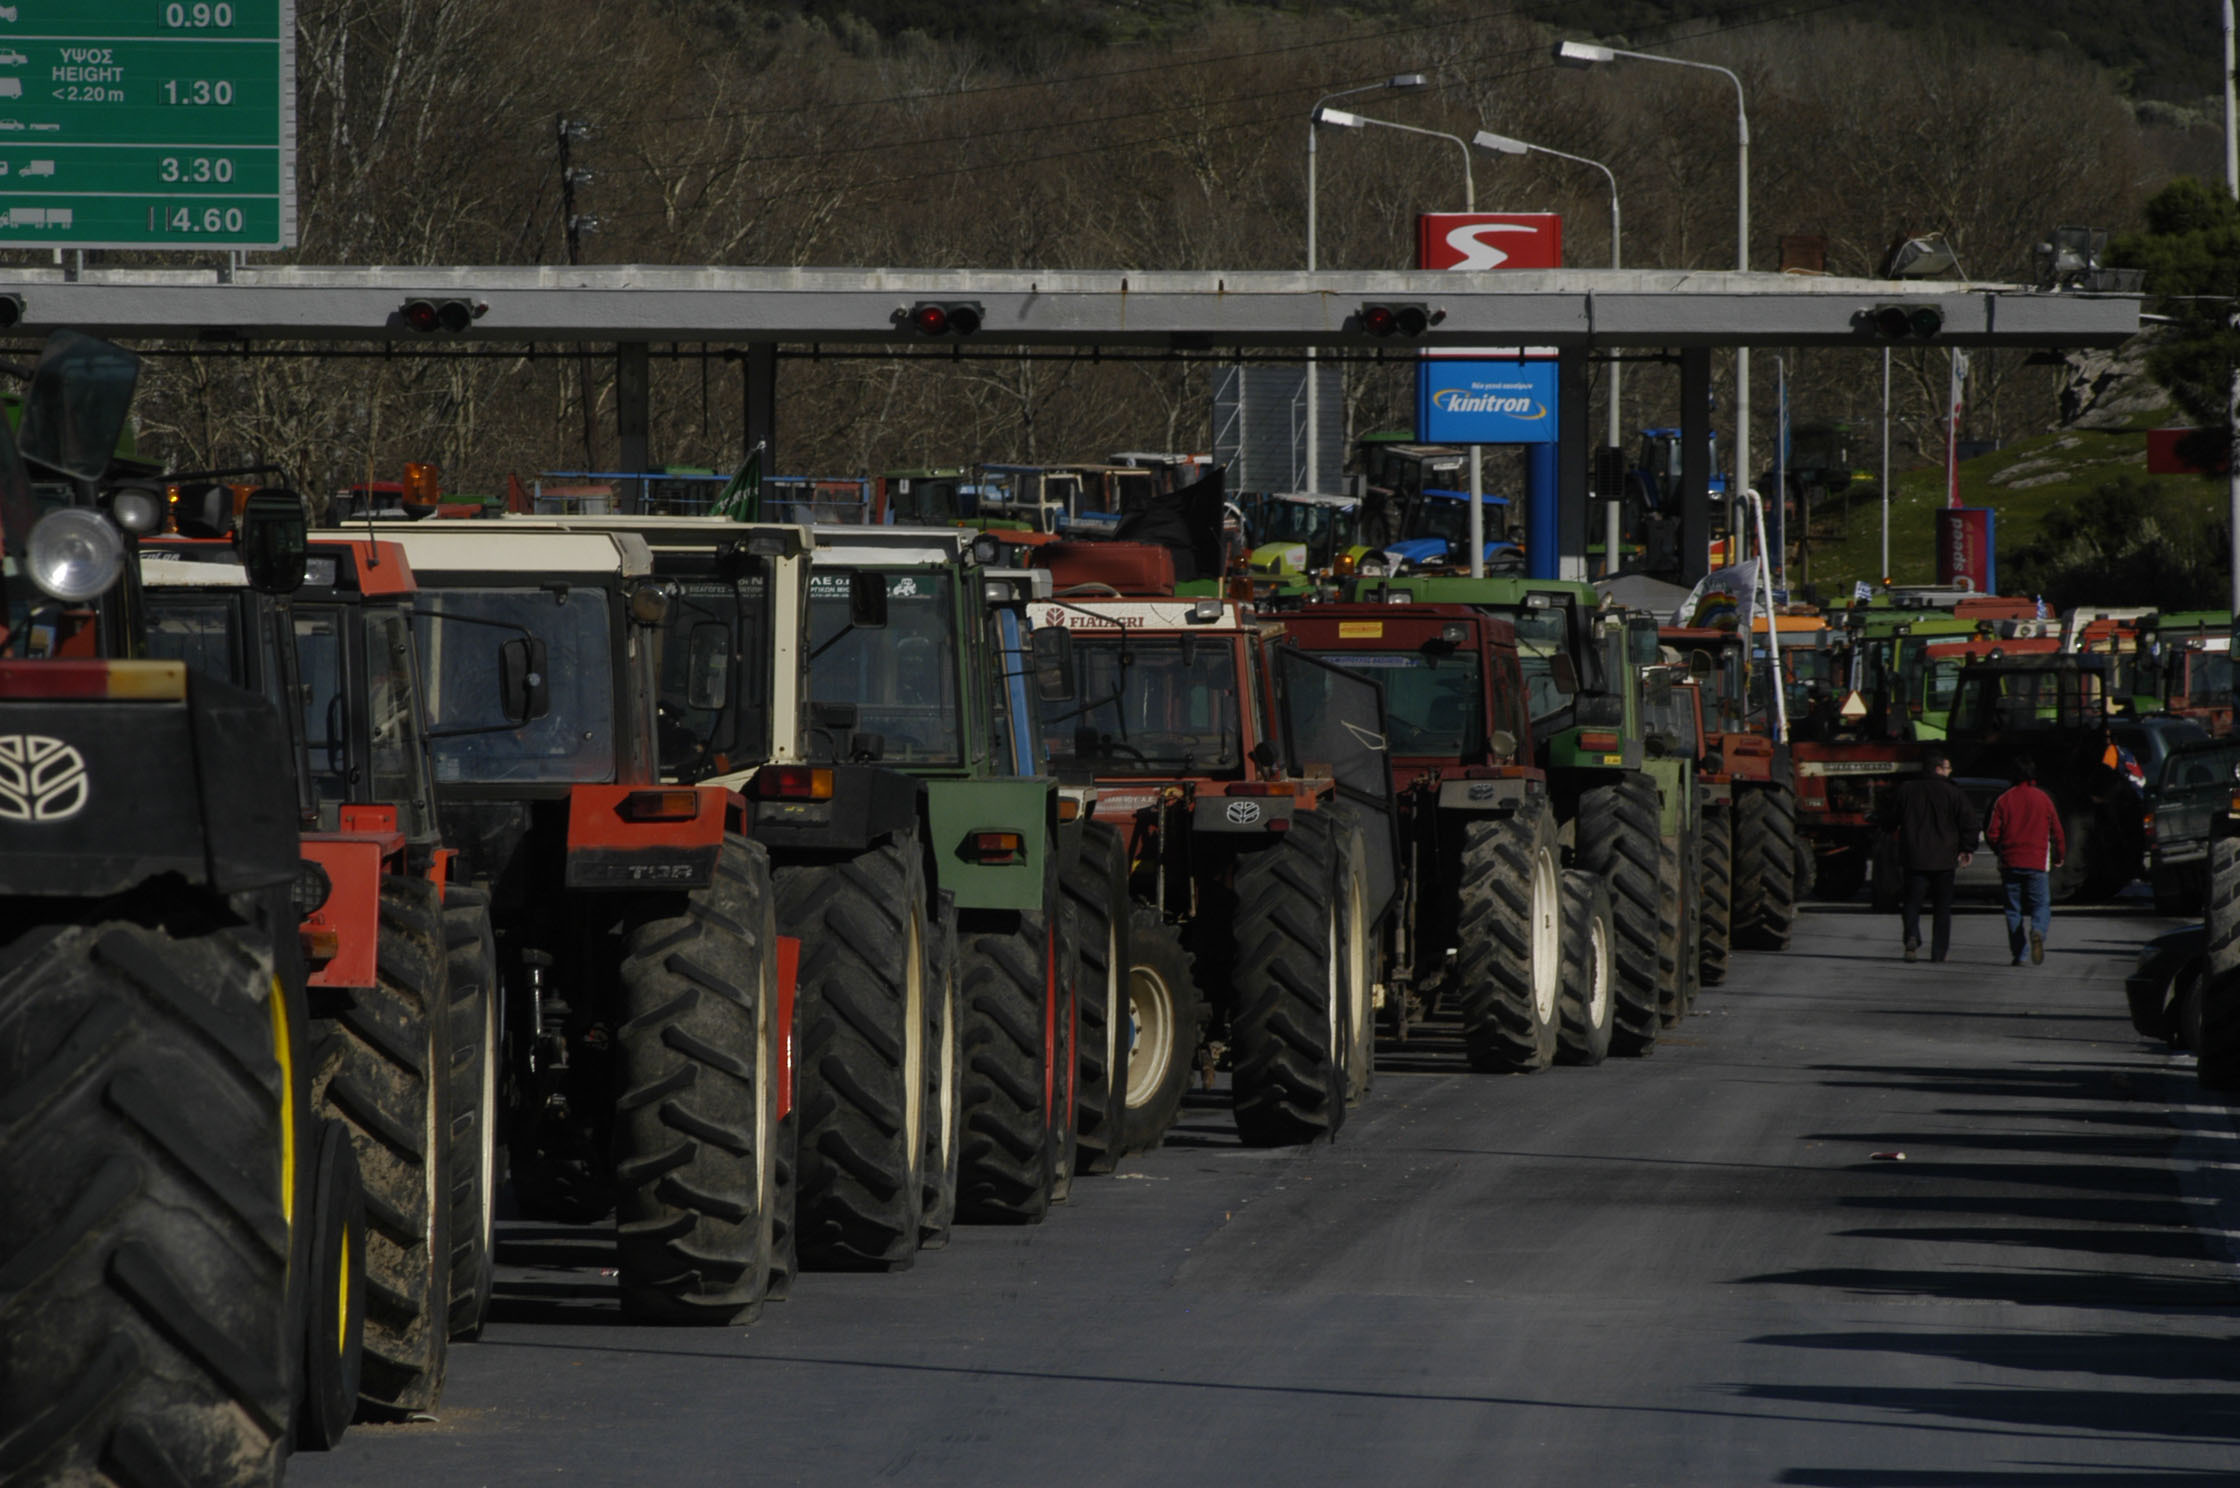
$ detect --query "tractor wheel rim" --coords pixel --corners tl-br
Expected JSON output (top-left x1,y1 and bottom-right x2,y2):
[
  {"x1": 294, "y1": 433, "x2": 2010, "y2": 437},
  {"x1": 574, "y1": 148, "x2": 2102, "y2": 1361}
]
[
  {"x1": 1127, "y1": 963, "x2": 1174, "y2": 1109},
  {"x1": 1532, "y1": 844, "x2": 1561, "y2": 1024}
]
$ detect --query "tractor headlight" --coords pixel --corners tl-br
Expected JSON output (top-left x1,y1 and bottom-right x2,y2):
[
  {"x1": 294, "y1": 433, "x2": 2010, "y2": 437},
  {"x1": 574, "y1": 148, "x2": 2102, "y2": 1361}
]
[
  {"x1": 110, "y1": 487, "x2": 165, "y2": 535},
  {"x1": 28, "y1": 507, "x2": 126, "y2": 602}
]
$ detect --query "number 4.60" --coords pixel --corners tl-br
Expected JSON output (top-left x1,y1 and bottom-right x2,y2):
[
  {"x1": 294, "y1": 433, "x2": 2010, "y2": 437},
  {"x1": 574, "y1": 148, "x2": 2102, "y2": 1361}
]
[{"x1": 167, "y1": 206, "x2": 246, "y2": 233}]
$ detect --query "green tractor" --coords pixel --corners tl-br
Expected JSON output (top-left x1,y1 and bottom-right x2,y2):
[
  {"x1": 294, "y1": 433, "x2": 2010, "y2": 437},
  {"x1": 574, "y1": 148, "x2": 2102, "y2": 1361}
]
[
  {"x1": 803, "y1": 526, "x2": 1105, "y2": 1222},
  {"x1": 1362, "y1": 575, "x2": 1686, "y2": 1054}
]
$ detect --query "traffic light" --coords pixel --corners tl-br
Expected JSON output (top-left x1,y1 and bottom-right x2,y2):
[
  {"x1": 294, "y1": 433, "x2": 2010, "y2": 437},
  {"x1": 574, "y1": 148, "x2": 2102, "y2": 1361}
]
[
  {"x1": 0, "y1": 294, "x2": 23, "y2": 329},
  {"x1": 1359, "y1": 301, "x2": 1431, "y2": 337},
  {"x1": 906, "y1": 300, "x2": 983, "y2": 336},
  {"x1": 400, "y1": 298, "x2": 483, "y2": 334},
  {"x1": 1861, "y1": 303, "x2": 1943, "y2": 342}
]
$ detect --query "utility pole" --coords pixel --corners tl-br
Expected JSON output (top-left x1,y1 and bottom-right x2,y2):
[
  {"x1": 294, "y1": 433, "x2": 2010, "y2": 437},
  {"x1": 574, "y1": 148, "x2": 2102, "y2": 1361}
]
[{"x1": 558, "y1": 116, "x2": 597, "y2": 471}]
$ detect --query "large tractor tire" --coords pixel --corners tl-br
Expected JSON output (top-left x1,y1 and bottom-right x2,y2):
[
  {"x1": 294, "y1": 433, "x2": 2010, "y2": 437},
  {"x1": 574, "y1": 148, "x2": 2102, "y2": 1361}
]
[
  {"x1": 296, "y1": 1117, "x2": 368, "y2": 1452},
  {"x1": 1457, "y1": 796, "x2": 1562, "y2": 1073},
  {"x1": 1230, "y1": 807, "x2": 1353, "y2": 1146},
  {"x1": 2199, "y1": 838, "x2": 2240, "y2": 1090},
  {"x1": 1554, "y1": 870, "x2": 1616, "y2": 1066},
  {"x1": 439, "y1": 882, "x2": 498, "y2": 1342},
  {"x1": 919, "y1": 892, "x2": 962, "y2": 1249},
  {"x1": 1699, "y1": 806, "x2": 1733, "y2": 988},
  {"x1": 1574, "y1": 773, "x2": 1663, "y2": 1058},
  {"x1": 1322, "y1": 804, "x2": 1377, "y2": 1105},
  {"x1": 308, "y1": 873, "x2": 449, "y2": 1416},
  {"x1": 1063, "y1": 821, "x2": 1132, "y2": 1176},
  {"x1": 612, "y1": 835, "x2": 782, "y2": 1324},
  {"x1": 2206, "y1": 837, "x2": 2240, "y2": 983},
  {"x1": 1120, "y1": 906, "x2": 1201, "y2": 1154},
  {"x1": 0, "y1": 915, "x2": 298, "y2": 1486},
  {"x1": 1869, "y1": 832, "x2": 1903, "y2": 916},
  {"x1": 957, "y1": 852, "x2": 1072, "y2": 1223},
  {"x1": 1733, "y1": 784, "x2": 1799, "y2": 951},
  {"x1": 772, "y1": 832, "x2": 929, "y2": 1269}
]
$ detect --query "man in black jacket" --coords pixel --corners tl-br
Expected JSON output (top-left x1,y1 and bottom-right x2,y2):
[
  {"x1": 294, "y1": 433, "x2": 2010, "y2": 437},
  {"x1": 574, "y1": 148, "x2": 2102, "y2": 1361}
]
[{"x1": 1877, "y1": 747, "x2": 1981, "y2": 962}]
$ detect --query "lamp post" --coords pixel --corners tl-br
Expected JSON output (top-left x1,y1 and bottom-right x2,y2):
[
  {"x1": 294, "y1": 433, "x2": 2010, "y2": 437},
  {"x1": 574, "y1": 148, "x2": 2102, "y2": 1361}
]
[
  {"x1": 1320, "y1": 107, "x2": 1485, "y2": 570},
  {"x1": 1475, "y1": 129, "x2": 1622, "y2": 575},
  {"x1": 1305, "y1": 73, "x2": 1427, "y2": 497},
  {"x1": 1556, "y1": 39, "x2": 1750, "y2": 570}
]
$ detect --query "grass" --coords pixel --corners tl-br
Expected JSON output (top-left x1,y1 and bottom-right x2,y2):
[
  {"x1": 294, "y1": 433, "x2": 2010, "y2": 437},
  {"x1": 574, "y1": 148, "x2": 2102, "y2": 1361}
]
[{"x1": 1792, "y1": 411, "x2": 2230, "y2": 599}]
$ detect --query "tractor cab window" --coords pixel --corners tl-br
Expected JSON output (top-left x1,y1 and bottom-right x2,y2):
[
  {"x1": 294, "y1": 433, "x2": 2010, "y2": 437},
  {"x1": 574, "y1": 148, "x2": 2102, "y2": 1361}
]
[
  {"x1": 1311, "y1": 649, "x2": 1481, "y2": 758},
  {"x1": 294, "y1": 607, "x2": 349, "y2": 804},
  {"x1": 2187, "y1": 649, "x2": 2232, "y2": 705},
  {"x1": 1949, "y1": 668, "x2": 2106, "y2": 734},
  {"x1": 888, "y1": 478, "x2": 967, "y2": 525},
  {"x1": 1643, "y1": 674, "x2": 1700, "y2": 757},
  {"x1": 416, "y1": 586, "x2": 617, "y2": 784},
  {"x1": 657, "y1": 567, "x2": 773, "y2": 778},
  {"x1": 807, "y1": 569, "x2": 961, "y2": 765},
  {"x1": 362, "y1": 607, "x2": 436, "y2": 840},
  {"x1": 144, "y1": 593, "x2": 248, "y2": 685},
  {"x1": 1052, "y1": 633, "x2": 1242, "y2": 775},
  {"x1": 1501, "y1": 599, "x2": 1580, "y2": 722}
]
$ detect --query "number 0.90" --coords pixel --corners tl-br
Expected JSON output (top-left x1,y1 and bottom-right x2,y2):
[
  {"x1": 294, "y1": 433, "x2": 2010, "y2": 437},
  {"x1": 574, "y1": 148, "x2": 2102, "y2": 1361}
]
[{"x1": 165, "y1": 3, "x2": 235, "y2": 26}]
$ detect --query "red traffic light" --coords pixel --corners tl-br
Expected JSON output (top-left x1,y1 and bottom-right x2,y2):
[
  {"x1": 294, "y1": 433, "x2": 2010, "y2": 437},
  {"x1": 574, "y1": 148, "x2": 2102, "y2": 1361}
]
[
  {"x1": 1360, "y1": 302, "x2": 1430, "y2": 337},
  {"x1": 906, "y1": 300, "x2": 984, "y2": 336},
  {"x1": 401, "y1": 298, "x2": 481, "y2": 334}
]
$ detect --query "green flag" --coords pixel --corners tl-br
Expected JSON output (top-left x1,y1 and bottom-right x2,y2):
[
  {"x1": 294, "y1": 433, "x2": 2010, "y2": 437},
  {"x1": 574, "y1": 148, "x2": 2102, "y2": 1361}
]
[{"x1": 712, "y1": 443, "x2": 762, "y2": 520}]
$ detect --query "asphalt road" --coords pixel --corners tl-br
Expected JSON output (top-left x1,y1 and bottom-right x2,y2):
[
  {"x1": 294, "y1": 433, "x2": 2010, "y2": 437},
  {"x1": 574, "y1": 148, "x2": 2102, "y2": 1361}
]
[{"x1": 294, "y1": 902, "x2": 2240, "y2": 1487}]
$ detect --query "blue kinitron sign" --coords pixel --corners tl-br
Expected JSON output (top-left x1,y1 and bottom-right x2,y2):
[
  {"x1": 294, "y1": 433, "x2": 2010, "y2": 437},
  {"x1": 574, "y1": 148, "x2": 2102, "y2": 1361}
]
[{"x1": 1416, "y1": 360, "x2": 1559, "y2": 444}]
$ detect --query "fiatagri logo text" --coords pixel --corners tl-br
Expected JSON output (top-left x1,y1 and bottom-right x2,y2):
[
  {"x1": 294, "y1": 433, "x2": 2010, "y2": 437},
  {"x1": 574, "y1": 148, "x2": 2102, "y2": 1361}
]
[{"x1": 1430, "y1": 384, "x2": 1548, "y2": 419}]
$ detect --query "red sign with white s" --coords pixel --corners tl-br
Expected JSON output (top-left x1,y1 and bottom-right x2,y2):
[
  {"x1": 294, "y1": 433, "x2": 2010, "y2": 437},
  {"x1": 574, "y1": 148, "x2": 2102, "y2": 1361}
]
[{"x1": 1416, "y1": 213, "x2": 1564, "y2": 271}]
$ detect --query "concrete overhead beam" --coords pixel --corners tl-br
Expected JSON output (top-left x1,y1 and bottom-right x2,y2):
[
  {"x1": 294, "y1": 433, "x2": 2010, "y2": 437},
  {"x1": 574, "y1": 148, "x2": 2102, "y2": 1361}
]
[{"x1": 0, "y1": 264, "x2": 2139, "y2": 349}]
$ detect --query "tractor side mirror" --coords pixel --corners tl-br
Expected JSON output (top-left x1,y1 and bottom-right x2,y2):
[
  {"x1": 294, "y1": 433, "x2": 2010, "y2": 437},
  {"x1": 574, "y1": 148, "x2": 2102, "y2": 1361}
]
[
  {"x1": 1029, "y1": 626, "x2": 1075, "y2": 703},
  {"x1": 848, "y1": 570, "x2": 888, "y2": 630},
  {"x1": 685, "y1": 622, "x2": 730, "y2": 710},
  {"x1": 1490, "y1": 728, "x2": 1518, "y2": 761},
  {"x1": 237, "y1": 490, "x2": 308, "y2": 595},
  {"x1": 1548, "y1": 653, "x2": 1580, "y2": 697},
  {"x1": 499, "y1": 635, "x2": 550, "y2": 724}
]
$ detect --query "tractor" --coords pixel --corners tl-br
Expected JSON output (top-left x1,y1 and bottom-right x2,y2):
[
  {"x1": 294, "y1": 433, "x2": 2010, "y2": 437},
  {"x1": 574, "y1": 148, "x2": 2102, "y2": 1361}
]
[
  {"x1": 1281, "y1": 603, "x2": 1588, "y2": 1066},
  {"x1": 1, "y1": 330, "x2": 367, "y2": 1475},
  {"x1": 1029, "y1": 541, "x2": 1394, "y2": 1150}
]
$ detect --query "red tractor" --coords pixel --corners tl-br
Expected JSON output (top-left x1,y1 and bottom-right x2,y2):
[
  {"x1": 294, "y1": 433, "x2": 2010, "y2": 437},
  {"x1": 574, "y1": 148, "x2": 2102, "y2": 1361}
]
[
  {"x1": 1661, "y1": 625, "x2": 1800, "y2": 948},
  {"x1": 1282, "y1": 603, "x2": 1592, "y2": 1068},
  {"x1": 141, "y1": 531, "x2": 502, "y2": 1424},
  {"x1": 1028, "y1": 542, "x2": 1393, "y2": 1151}
]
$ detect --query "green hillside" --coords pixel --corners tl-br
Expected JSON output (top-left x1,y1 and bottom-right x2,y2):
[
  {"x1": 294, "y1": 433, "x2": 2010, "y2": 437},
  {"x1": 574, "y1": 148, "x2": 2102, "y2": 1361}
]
[{"x1": 1799, "y1": 423, "x2": 2227, "y2": 605}]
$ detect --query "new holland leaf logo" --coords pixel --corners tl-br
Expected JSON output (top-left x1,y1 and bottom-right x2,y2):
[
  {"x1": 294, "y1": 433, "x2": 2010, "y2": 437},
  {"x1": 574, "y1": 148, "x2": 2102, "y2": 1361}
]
[{"x1": 0, "y1": 734, "x2": 90, "y2": 823}]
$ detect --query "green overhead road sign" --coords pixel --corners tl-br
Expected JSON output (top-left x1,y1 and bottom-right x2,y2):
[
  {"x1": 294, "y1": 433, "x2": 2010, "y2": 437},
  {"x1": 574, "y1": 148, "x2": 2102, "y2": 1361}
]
[{"x1": 0, "y1": 0, "x2": 295, "y2": 250}]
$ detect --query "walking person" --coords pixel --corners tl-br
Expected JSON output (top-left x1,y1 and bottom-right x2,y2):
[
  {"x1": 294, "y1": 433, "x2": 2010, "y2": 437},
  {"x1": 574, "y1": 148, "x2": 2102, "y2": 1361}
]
[
  {"x1": 1984, "y1": 754, "x2": 2065, "y2": 966},
  {"x1": 1878, "y1": 748, "x2": 1980, "y2": 962}
]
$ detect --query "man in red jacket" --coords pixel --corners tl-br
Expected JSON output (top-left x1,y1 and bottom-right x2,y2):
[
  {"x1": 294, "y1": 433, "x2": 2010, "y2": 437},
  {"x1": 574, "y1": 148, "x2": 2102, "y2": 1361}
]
[{"x1": 1984, "y1": 754, "x2": 2066, "y2": 966}]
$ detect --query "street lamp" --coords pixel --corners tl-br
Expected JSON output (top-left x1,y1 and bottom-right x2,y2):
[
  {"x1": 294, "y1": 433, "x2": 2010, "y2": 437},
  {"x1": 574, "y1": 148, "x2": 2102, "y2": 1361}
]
[
  {"x1": 1322, "y1": 108, "x2": 1484, "y2": 571},
  {"x1": 1305, "y1": 73, "x2": 1427, "y2": 497},
  {"x1": 1315, "y1": 108, "x2": 1475, "y2": 209},
  {"x1": 1555, "y1": 39, "x2": 1751, "y2": 570},
  {"x1": 1474, "y1": 130, "x2": 1624, "y2": 576}
]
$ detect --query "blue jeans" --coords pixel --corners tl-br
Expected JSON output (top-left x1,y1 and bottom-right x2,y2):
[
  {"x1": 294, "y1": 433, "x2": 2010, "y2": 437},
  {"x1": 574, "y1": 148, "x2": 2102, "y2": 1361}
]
[{"x1": 2001, "y1": 868, "x2": 2051, "y2": 959}]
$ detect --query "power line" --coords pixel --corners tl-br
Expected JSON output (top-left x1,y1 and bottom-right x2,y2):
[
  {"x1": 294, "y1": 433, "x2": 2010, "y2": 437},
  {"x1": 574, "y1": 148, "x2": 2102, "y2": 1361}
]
[{"x1": 585, "y1": 0, "x2": 1870, "y2": 230}]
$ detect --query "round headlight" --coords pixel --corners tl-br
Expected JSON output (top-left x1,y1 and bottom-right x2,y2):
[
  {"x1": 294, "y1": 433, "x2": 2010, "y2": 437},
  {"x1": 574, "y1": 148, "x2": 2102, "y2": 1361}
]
[
  {"x1": 111, "y1": 487, "x2": 164, "y2": 534},
  {"x1": 27, "y1": 507, "x2": 126, "y2": 602}
]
